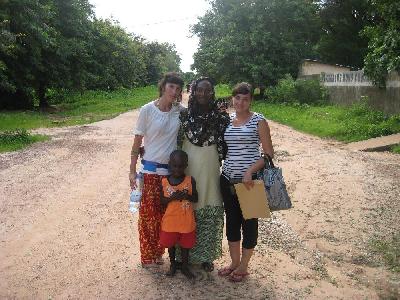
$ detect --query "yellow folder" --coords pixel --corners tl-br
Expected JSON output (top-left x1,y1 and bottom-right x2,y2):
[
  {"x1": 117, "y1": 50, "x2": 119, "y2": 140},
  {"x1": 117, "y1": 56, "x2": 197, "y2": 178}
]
[{"x1": 234, "y1": 180, "x2": 271, "y2": 220}]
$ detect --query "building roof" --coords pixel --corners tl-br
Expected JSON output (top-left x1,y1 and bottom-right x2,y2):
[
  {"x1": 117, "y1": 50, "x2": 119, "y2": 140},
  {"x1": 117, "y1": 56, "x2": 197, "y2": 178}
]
[{"x1": 300, "y1": 58, "x2": 355, "y2": 70}]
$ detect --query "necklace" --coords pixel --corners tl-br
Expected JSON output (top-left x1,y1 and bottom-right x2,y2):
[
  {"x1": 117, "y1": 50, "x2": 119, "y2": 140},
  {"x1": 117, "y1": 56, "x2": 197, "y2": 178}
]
[
  {"x1": 155, "y1": 98, "x2": 172, "y2": 112},
  {"x1": 233, "y1": 112, "x2": 252, "y2": 126}
]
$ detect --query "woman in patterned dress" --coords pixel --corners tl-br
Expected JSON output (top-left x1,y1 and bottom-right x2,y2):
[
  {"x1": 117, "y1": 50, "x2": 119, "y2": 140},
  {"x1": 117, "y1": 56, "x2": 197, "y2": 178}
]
[
  {"x1": 129, "y1": 72, "x2": 184, "y2": 267},
  {"x1": 178, "y1": 77, "x2": 230, "y2": 271}
]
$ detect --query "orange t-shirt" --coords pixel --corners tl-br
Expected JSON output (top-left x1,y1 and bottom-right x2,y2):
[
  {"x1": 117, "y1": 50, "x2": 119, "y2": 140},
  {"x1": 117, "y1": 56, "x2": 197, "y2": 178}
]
[{"x1": 161, "y1": 176, "x2": 196, "y2": 233}]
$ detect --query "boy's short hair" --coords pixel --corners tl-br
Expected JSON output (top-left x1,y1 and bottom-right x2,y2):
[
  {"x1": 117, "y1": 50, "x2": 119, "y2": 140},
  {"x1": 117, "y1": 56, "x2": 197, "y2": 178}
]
[
  {"x1": 232, "y1": 82, "x2": 253, "y2": 97},
  {"x1": 170, "y1": 149, "x2": 188, "y2": 163},
  {"x1": 158, "y1": 72, "x2": 184, "y2": 96}
]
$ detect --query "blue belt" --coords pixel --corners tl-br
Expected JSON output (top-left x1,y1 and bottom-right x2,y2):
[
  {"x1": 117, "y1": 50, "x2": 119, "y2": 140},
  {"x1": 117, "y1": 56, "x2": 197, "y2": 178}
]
[{"x1": 141, "y1": 159, "x2": 169, "y2": 172}]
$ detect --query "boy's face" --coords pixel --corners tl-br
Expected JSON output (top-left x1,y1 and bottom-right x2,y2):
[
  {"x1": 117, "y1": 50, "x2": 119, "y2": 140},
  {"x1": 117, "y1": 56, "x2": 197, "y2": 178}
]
[{"x1": 169, "y1": 156, "x2": 187, "y2": 178}]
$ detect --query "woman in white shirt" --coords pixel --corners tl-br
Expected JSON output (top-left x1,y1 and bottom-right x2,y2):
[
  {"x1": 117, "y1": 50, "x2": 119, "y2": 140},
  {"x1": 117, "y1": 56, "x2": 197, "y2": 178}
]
[{"x1": 129, "y1": 72, "x2": 184, "y2": 267}]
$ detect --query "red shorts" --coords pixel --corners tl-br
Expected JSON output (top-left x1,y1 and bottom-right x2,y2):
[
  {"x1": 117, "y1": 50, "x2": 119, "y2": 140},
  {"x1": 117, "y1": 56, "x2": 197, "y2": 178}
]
[{"x1": 159, "y1": 230, "x2": 196, "y2": 249}]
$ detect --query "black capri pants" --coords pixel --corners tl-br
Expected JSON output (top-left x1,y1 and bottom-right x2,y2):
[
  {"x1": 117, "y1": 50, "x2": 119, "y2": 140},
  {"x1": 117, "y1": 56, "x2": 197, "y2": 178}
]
[{"x1": 220, "y1": 174, "x2": 258, "y2": 249}]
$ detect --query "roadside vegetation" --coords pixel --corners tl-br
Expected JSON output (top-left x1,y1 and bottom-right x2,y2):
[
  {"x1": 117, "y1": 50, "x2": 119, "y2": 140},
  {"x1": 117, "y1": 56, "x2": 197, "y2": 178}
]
[
  {"x1": 0, "y1": 86, "x2": 158, "y2": 153},
  {"x1": 0, "y1": 130, "x2": 48, "y2": 153},
  {"x1": 370, "y1": 234, "x2": 400, "y2": 273},
  {"x1": 252, "y1": 77, "x2": 400, "y2": 143},
  {"x1": 391, "y1": 144, "x2": 400, "y2": 154},
  {"x1": 0, "y1": 86, "x2": 157, "y2": 131}
]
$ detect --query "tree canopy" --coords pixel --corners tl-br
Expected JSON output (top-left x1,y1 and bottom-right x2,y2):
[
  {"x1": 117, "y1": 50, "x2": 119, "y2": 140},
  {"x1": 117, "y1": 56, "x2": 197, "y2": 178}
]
[
  {"x1": 316, "y1": 0, "x2": 371, "y2": 69},
  {"x1": 192, "y1": 0, "x2": 321, "y2": 87},
  {"x1": 0, "y1": 0, "x2": 181, "y2": 109},
  {"x1": 362, "y1": 0, "x2": 400, "y2": 86},
  {"x1": 192, "y1": 0, "x2": 398, "y2": 88}
]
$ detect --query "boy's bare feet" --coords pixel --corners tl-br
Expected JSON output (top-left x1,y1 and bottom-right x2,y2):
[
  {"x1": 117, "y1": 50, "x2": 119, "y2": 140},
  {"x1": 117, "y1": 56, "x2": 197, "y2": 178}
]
[
  {"x1": 201, "y1": 262, "x2": 214, "y2": 272},
  {"x1": 181, "y1": 265, "x2": 195, "y2": 281},
  {"x1": 166, "y1": 263, "x2": 177, "y2": 276}
]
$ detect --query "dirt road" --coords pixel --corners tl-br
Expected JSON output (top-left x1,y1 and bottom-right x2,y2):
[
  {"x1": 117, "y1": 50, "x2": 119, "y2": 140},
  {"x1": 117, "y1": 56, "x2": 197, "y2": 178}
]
[{"x1": 0, "y1": 104, "x2": 399, "y2": 299}]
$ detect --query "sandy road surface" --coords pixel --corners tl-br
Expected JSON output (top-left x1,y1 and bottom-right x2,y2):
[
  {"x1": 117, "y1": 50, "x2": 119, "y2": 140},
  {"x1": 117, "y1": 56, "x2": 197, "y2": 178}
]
[{"x1": 0, "y1": 102, "x2": 399, "y2": 299}]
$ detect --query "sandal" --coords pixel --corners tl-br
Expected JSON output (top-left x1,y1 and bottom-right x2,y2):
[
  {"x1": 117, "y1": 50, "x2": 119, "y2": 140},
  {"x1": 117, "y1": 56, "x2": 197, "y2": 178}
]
[
  {"x1": 217, "y1": 266, "x2": 235, "y2": 277},
  {"x1": 154, "y1": 257, "x2": 164, "y2": 265},
  {"x1": 229, "y1": 271, "x2": 249, "y2": 282},
  {"x1": 201, "y1": 262, "x2": 214, "y2": 272},
  {"x1": 141, "y1": 262, "x2": 158, "y2": 268}
]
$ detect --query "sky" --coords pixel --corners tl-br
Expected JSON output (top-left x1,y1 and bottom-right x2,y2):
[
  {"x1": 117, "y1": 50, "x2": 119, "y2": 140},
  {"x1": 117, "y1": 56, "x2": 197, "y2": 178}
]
[{"x1": 88, "y1": 0, "x2": 210, "y2": 72}]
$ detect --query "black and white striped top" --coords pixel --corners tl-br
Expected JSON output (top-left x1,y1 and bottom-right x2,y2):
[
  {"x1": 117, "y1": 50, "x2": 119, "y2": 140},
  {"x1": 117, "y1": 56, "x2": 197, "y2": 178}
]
[{"x1": 222, "y1": 112, "x2": 265, "y2": 180}]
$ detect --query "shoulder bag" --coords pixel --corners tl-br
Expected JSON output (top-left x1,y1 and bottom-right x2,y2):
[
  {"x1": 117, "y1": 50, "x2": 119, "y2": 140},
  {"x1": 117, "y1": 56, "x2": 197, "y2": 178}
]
[{"x1": 258, "y1": 154, "x2": 292, "y2": 211}]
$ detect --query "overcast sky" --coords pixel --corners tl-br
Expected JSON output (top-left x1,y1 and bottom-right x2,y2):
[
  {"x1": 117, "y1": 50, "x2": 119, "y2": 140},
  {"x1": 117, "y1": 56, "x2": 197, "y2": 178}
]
[{"x1": 88, "y1": 0, "x2": 210, "y2": 72}]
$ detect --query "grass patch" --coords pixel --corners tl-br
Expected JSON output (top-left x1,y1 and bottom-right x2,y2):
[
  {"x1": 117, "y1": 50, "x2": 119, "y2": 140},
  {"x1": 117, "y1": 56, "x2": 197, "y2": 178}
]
[
  {"x1": 0, "y1": 86, "x2": 158, "y2": 131},
  {"x1": 370, "y1": 234, "x2": 400, "y2": 273},
  {"x1": 0, "y1": 129, "x2": 49, "y2": 153},
  {"x1": 252, "y1": 101, "x2": 400, "y2": 142},
  {"x1": 0, "y1": 86, "x2": 157, "y2": 152},
  {"x1": 391, "y1": 144, "x2": 400, "y2": 154}
]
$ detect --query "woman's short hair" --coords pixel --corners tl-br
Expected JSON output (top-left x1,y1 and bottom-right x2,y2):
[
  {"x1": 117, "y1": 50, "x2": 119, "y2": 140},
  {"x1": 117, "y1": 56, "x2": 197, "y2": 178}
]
[
  {"x1": 158, "y1": 72, "x2": 184, "y2": 96},
  {"x1": 232, "y1": 82, "x2": 253, "y2": 97}
]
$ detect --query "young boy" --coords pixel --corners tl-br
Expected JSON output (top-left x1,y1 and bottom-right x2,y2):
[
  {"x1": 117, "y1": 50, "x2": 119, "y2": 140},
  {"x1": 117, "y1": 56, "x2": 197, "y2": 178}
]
[{"x1": 159, "y1": 150, "x2": 198, "y2": 280}]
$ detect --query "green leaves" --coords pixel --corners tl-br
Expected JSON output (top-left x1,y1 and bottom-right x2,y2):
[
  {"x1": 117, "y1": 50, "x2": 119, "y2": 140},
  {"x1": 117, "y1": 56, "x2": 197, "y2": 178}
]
[
  {"x1": 0, "y1": 0, "x2": 182, "y2": 109},
  {"x1": 192, "y1": 0, "x2": 320, "y2": 87},
  {"x1": 316, "y1": 0, "x2": 370, "y2": 69},
  {"x1": 362, "y1": 0, "x2": 400, "y2": 86}
]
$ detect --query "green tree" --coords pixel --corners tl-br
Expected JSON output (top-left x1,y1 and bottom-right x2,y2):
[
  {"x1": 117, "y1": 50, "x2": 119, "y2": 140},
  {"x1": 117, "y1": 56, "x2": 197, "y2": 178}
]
[
  {"x1": 0, "y1": 0, "x2": 94, "y2": 108},
  {"x1": 182, "y1": 71, "x2": 196, "y2": 84},
  {"x1": 316, "y1": 0, "x2": 371, "y2": 69},
  {"x1": 52, "y1": 0, "x2": 95, "y2": 93},
  {"x1": 0, "y1": 0, "x2": 182, "y2": 109},
  {"x1": 88, "y1": 18, "x2": 148, "y2": 90},
  {"x1": 144, "y1": 41, "x2": 181, "y2": 84},
  {"x1": 192, "y1": 0, "x2": 321, "y2": 90},
  {"x1": 363, "y1": 0, "x2": 400, "y2": 86}
]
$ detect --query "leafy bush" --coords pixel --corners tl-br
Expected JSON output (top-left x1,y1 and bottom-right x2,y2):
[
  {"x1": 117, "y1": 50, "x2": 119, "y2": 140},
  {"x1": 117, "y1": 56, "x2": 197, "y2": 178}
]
[
  {"x1": 370, "y1": 234, "x2": 400, "y2": 273},
  {"x1": 295, "y1": 78, "x2": 329, "y2": 104},
  {"x1": 266, "y1": 74, "x2": 328, "y2": 105},
  {"x1": 266, "y1": 74, "x2": 297, "y2": 103},
  {"x1": 0, "y1": 129, "x2": 31, "y2": 144},
  {"x1": 391, "y1": 144, "x2": 400, "y2": 154},
  {"x1": 0, "y1": 129, "x2": 48, "y2": 152}
]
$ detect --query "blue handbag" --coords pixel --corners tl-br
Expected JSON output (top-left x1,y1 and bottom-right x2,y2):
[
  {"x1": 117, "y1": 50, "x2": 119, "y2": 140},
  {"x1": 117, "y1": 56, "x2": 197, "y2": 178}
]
[{"x1": 258, "y1": 154, "x2": 292, "y2": 211}]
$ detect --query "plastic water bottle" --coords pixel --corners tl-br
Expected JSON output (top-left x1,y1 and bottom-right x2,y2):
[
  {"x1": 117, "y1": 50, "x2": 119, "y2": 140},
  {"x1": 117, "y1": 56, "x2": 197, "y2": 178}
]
[{"x1": 129, "y1": 172, "x2": 143, "y2": 213}]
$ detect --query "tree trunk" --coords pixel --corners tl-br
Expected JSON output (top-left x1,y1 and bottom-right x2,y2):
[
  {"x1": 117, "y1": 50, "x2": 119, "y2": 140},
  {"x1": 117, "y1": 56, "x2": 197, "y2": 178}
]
[
  {"x1": 259, "y1": 86, "x2": 266, "y2": 99},
  {"x1": 38, "y1": 83, "x2": 49, "y2": 108}
]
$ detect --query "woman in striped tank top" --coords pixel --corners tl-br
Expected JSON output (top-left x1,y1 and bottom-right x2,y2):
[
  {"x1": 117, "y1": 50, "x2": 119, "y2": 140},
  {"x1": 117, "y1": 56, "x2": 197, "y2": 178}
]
[{"x1": 218, "y1": 82, "x2": 274, "y2": 282}]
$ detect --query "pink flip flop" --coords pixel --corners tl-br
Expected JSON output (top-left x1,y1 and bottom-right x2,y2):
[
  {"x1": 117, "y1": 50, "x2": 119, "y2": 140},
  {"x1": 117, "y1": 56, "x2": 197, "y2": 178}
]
[
  {"x1": 218, "y1": 266, "x2": 235, "y2": 276},
  {"x1": 229, "y1": 271, "x2": 249, "y2": 282}
]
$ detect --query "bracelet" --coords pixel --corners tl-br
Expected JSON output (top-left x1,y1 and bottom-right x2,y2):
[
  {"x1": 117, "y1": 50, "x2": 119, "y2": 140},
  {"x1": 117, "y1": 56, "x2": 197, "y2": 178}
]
[{"x1": 131, "y1": 149, "x2": 140, "y2": 156}]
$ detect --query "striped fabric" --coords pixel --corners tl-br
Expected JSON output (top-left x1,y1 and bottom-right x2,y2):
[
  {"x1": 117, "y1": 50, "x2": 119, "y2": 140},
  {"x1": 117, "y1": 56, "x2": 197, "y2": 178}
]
[{"x1": 222, "y1": 112, "x2": 265, "y2": 180}]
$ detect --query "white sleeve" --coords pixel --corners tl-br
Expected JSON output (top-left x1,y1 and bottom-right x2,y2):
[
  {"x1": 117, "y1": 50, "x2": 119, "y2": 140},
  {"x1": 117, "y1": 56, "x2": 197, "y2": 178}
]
[{"x1": 133, "y1": 105, "x2": 147, "y2": 136}]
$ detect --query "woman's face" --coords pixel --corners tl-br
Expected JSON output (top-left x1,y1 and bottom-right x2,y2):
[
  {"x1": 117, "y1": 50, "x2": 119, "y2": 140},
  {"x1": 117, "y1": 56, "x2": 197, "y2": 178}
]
[
  {"x1": 162, "y1": 82, "x2": 182, "y2": 103},
  {"x1": 233, "y1": 93, "x2": 252, "y2": 113},
  {"x1": 195, "y1": 80, "x2": 213, "y2": 106}
]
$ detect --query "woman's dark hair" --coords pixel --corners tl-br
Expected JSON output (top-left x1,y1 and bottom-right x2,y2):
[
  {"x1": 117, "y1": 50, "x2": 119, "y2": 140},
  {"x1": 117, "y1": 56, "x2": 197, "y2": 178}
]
[
  {"x1": 158, "y1": 72, "x2": 184, "y2": 97},
  {"x1": 232, "y1": 82, "x2": 253, "y2": 97},
  {"x1": 188, "y1": 77, "x2": 216, "y2": 114}
]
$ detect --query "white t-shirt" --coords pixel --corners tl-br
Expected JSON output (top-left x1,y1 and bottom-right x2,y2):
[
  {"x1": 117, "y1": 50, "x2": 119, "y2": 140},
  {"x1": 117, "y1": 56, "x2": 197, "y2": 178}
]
[{"x1": 133, "y1": 101, "x2": 184, "y2": 174}]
